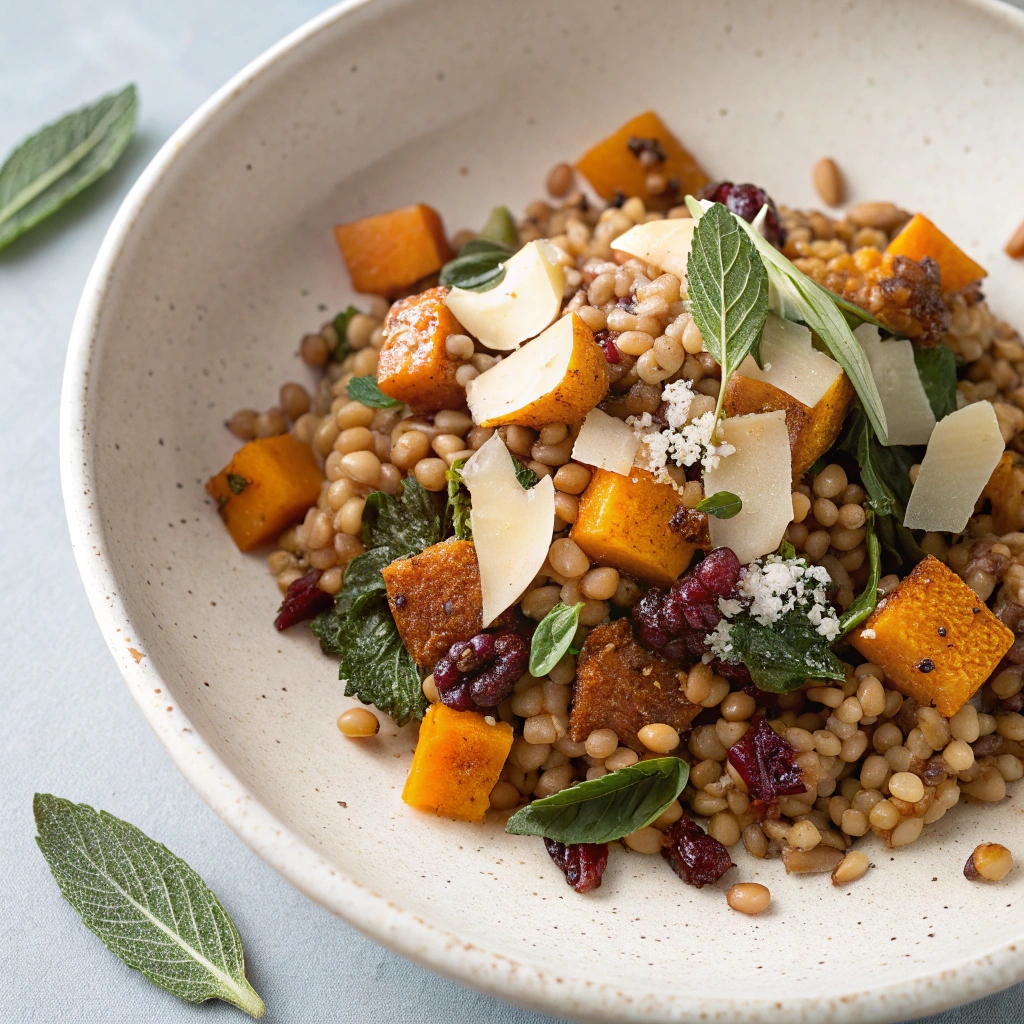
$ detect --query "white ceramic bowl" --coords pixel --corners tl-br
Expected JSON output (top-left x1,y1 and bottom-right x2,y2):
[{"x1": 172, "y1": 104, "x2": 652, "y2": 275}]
[{"x1": 62, "y1": 1, "x2": 1024, "y2": 1020}]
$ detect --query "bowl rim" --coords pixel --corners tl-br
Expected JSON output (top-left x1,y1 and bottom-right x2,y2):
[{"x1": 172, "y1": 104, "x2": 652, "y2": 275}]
[{"x1": 60, "y1": 0, "x2": 1024, "y2": 1020}]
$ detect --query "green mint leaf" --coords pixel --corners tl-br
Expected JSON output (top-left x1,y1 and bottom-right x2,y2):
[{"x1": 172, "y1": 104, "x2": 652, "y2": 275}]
[
  {"x1": 695, "y1": 490, "x2": 742, "y2": 519},
  {"x1": 346, "y1": 376, "x2": 401, "y2": 408},
  {"x1": 0, "y1": 85, "x2": 137, "y2": 252},
  {"x1": 722, "y1": 612, "x2": 845, "y2": 694},
  {"x1": 840, "y1": 513, "x2": 882, "y2": 634},
  {"x1": 340, "y1": 595, "x2": 426, "y2": 726},
  {"x1": 731, "y1": 211, "x2": 890, "y2": 444},
  {"x1": 529, "y1": 602, "x2": 583, "y2": 677},
  {"x1": 511, "y1": 455, "x2": 539, "y2": 490},
  {"x1": 685, "y1": 202, "x2": 769, "y2": 431},
  {"x1": 33, "y1": 794, "x2": 264, "y2": 1017},
  {"x1": 226, "y1": 473, "x2": 249, "y2": 496},
  {"x1": 333, "y1": 305, "x2": 360, "y2": 360},
  {"x1": 445, "y1": 457, "x2": 473, "y2": 540},
  {"x1": 478, "y1": 205, "x2": 518, "y2": 248},
  {"x1": 913, "y1": 344, "x2": 958, "y2": 421},
  {"x1": 505, "y1": 758, "x2": 689, "y2": 844}
]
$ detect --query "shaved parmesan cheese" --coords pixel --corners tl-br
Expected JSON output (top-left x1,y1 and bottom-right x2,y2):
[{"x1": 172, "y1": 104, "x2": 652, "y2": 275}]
[
  {"x1": 444, "y1": 240, "x2": 564, "y2": 352},
  {"x1": 462, "y1": 432, "x2": 555, "y2": 625},
  {"x1": 610, "y1": 218, "x2": 696, "y2": 282},
  {"x1": 903, "y1": 401, "x2": 1004, "y2": 533},
  {"x1": 737, "y1": 313, "x2": 843, "y2": 408},
  {"x1": 855, "y1": 324, "x2": 936, "y2": 446},
  {"x1": 703, "y1": 411, "x2": 793, "y2": 564},
  {"x1": 572, "y1": 408, "x2": 640, "y2": 475}
]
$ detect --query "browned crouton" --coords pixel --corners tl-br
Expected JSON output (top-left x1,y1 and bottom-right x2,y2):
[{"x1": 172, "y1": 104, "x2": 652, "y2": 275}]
[
  {"x1": 382, "y1": 539, "x2": 485, "y2": 669},
  {"x1": 570, "y1": 618, "x2": 701, "y2": 753}
]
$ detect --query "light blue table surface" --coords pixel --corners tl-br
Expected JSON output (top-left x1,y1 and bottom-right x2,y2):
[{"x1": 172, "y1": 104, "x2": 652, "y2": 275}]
[{"x1": 1, "y1": 2, "x2": 1023, "y2": 1021}]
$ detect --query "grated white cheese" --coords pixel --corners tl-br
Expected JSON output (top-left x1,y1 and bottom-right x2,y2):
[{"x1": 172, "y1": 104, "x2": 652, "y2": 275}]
[{"x1": 861, "y1": 628, "x2": 876, "y2": 640}]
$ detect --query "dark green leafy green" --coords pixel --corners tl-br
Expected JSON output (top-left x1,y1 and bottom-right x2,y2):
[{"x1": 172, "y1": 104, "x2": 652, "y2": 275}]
[
  {"x1": 914, "y1": 344, "x2": 958, "y2": 421},
  {"x1": 0, "y1": 85, "x2": 137, "y2": 252},
  {"x1": 226, "y1": 473, "x2": 249, "y2": 495},
  {"x1": 696, "y1": 490, "x2": 742, "y2": 519},
  {"x1": 511, "y1": 455, "x2": 539, "y2": 490},
  {"x1": 346, "y1": 375, "x2": 402, "y2": 408},
  {"x1": 34, "y1": 794, "x2": 264, "y2": 1017},
  {"x1": 361, "y1": 483, "x2": 445, "y2": 555},
  {"x1": 440, "y1": 239, "x2": 511, "y2": 292},
  {"x1": 839, "y1": 513, "x2": 881, "y2": 634},
  {"x1": 445, "y1": 457, "x2": 472, "y2": 540},
  {"x1": 721, "y1": 611, "x2": 846, "y2": 693},
  {"x1": 505, "y1": 758, "x2": 689, "y2": 843},
  {"x1": 838, "y1": 408, "x2": 914, "y2": 517},
  {"x1": 333, "y1": 305, "x2": 360, "y2": 360},
  {"x1": 478, "y1": 205, "x2": 518, "y2": 248},
  {"x1": 529, "y1": 602, "x2": 583, "y2": 677},
  {"x1": 685, "y1": 202, "x2": 769, "y2": 432}
]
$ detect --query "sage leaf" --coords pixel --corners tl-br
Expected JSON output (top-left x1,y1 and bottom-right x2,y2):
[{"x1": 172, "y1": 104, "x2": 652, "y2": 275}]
[
  {"x1": 696, "y1": 490, "x2": 742, "y2": 519},
  {"x1": 34, "y1": 794, "x2": 264, "y2": 1017},
  {"x1": 728, "y1": 207, "x2": 890, "y2": 444},
  {"x1": 913, "y1": 344, "x2": 958, "y2": 421},
  {"x1": 529, "y1": 602, "x2": 583, "y2": 677},
  {"x1": 505, "y1": 758, "x2": 689, "y2": 844},
  {"x1": 439, "y1": 237, "x2": 511, "y2": 292},
  {"x1": 0, "y1": 85, "x2": 137, "y2": 252},
  {"x1": 332, "y1": 305, "x2": 360, "y2": 360},
  {"x1": 478, "y1": 205, "x2": 518, "y2": 248},
  {"x1": 685, "y1": 202, "x2": 769, "y2": 432},
  {"x1": 840, "y1": 512, "x2": 881, "y2": 634},
  {"x1": 346, "y1": 375, "x2": 401, "y2": 408}
]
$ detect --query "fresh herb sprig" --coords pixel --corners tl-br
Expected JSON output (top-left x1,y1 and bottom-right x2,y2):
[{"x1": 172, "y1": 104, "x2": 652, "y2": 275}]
[
  {"x1": 439, "y1": 205, "x2": 518, "y2": 292},
  {"x1": 34, "y1": 794, "x2": 264, "y2": 1017},
  {"x1": 696, "y1": 490, "x2": 742, "y2": 519},
  {"x1": 505, "y1": 758, "x2": 689, "y2": 844},
  {"x1": 529, "y1": 602, "x2": 583, "y2": 677},
  {"x1": 684, "y1": 201, "x2": 768, "y2": 438},
  {"x1": 346, "y1": 375, "x2": 401, "y2": 408},
  {"x1": 839, "y1": 512, "x2": 882, "y2": 634},
  {"x1": 913, "y1": 344, "x2": 958, "y2": 421},
  {"x1": 332, "y1": 305, "x2": 360, "y2": 360},
  {"x1": 0, "y1": 85, "x2": 137, "y2": 252}
]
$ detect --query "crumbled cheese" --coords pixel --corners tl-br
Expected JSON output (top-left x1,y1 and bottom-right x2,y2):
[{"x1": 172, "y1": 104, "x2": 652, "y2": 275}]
[
  {"x1": 706, "y1": 620, "x2": 735, "y2": 660},
  {"x1": 861, "y1": 628, "x2": 876, "y2": 640}
]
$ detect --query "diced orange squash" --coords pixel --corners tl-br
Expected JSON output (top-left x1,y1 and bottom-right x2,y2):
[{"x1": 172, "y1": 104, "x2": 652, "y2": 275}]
[
  {"x1": 377, "y1": 286, "x2": 465, "y2": 413},
  {"x1": 575, "y1": 111, "x2": 709, "y2": 209},
  {"x1": 982, "y1": 451, "x2": 1024, "y2": 535},
  {"x1": 850, "y1": 555, "x2": 1014, "y2": 717},
  {"x1": 207, "y1": 434, "x2": 324, "y2": 552},
  {"x1": 886, "y1": 213, "x2": 987, "y2": 293},
  {"x1": 723, "y1": 371, "x2": 855, "y2": 477},
  {"x1": 570, "y1": 467, "x2": 695, "y2": 586},
  {"x1": 402, "y1": 702, "x2": 514, "y2": 822},
  {"x1": 334, "y1": 203, "x2": 454, "y2": 298}
]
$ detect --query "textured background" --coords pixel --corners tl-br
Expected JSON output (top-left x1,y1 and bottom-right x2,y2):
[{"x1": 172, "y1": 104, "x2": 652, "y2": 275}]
[{"x1": 1, "y1": 1, "x2": 1022, "y2": 1021}]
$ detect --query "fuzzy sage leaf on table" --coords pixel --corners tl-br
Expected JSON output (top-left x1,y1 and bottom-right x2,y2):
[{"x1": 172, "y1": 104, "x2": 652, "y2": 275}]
[
  {"x1": 529, "y1": 601, "x2": 583, "y2": 677},
  {"x1": 506, "y1": 758, "x2": 689, "y2": 844},
  {"x1": 346, "y1": 375, "x2": 402, "y2": 408},
  {"x1": 0, "y1": 85, "x2": 137, "y2": 252},
  {"x1": 695, "y1": 490, "x2": 742, "y2": 520},
  {"x1": 33, "y1": 794, "x2": 264, "y2": 1017},
  {"x1": 684, "y1": 201, "x2": 769, "y2": 435}
]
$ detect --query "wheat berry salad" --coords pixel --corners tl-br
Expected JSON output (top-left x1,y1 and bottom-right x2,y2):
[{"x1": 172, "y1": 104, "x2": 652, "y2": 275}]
[{"x1": 206, "y1": 111, "x2": 1024, "y2": 909}]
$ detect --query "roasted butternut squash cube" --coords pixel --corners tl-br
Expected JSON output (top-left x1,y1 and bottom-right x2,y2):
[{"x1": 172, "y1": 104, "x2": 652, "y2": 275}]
[
  {"x1": 569, "y1": 467, "x2": 695, "y2": 586},
  {"x1": 575, "y1": 111, "x2": 708, "y2": 209},
  {"x1": 982, "y1": 451, "x2": 1024, "y2": 535},
  {"x1": 207, "y1": 434, "x2": 323, "y2": 551},
  {"x1": 378, "y1": 287, "x2": 465, "y2": 413},
  {"x1": 723, "y1": 371, "x2": 855, "y2": 477},
  {"x1": 402, "y1": 702, "x2": 514, "y2": 822},
  {"x1": 382, "y1": 539, "x2": 490, "y2": 669},
  {"x1": 850, "y1": 556, "x2": 1014, "y2": 717},
  {"x1": 334, "y1": 203, "x2": 453, "y2": 298},
  {"x1": 886, "y1": 213, "x2": 987, "y2": 293},
  {"x1": 570, "y1": 618, "x2": 701, "y2": 753}
]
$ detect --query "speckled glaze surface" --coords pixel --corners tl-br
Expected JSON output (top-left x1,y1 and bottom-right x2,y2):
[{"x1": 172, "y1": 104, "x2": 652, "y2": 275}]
[{"x1": 61, "y1": 1, "x2": 1024, "y2": 1020}]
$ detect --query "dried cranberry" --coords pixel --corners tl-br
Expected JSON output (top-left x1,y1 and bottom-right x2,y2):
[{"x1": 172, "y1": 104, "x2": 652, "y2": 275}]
[
  {"x1": 544, "y1": 838, "x2": 608, "y2": 893},
  {"x1": 432, "y1": 632, "x2": 529, "y2": 711},
  {"x1": 726, "y1": 714, "x2": 806, "y2": 803},
  {"x1": 274, "y1": 569, "x2": 333, "y2": 631},
  {"x1": 603, "y1": 338, "x2": 621, "y2": 363},
  {"x1": 661, "y1": 816, "x2": 734, "y2": 888},
  {"x1": 699, "y1": 181, "x2": 785, "y2": 248}
]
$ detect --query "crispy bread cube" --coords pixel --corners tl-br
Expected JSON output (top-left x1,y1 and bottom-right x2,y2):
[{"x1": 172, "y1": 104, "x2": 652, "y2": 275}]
[
  {"x1": 334, "y1": 203, "x2": 453, "y2": 298},
  {"x1": 382, "y1": 539, "x2": 487, "y2": 669},
  {"x1": 378, "y1": 286, "x2": 465, "y2": 414},
  {"x1": 850, "y1": 555, "x2": 1014, "y2": 717},
  {"x1": 575, "y1": 111, "x2": 708, "y2": 210},
  {"x1": 206, "y1": 434, "x2": 323, "y2": 551},
  {"x1": 982, "y1": 451, "x2": 1024, "y2": 535},
  {"x1": 570, "y1": 618, "x2": 701, "y2": 753},
  {"x1": 569, "y1": 467, "x2": 695, "y2": 586},
  {"x1": 402, "y1": 703, "x2": 514, "y2": 822},
  {"x1": 723, "y1": 371, "x2": 855, "y2": 477}
]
